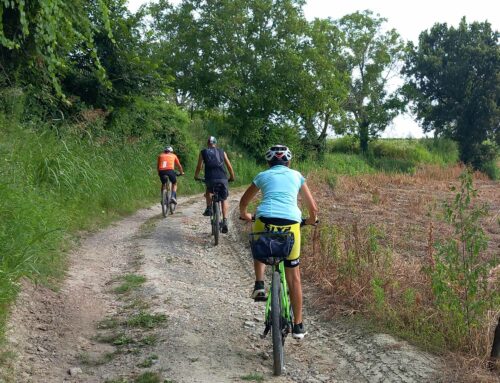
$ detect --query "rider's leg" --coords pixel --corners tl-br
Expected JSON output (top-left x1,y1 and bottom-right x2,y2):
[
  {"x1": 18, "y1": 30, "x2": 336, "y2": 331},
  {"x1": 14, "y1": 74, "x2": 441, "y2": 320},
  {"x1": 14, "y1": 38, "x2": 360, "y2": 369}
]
[
  {"x1": 254, "y1": 259, "x2": 265, "y2": 281},
  {"x1": 204, "y1": 189, "x2": 212, "y2": 207},
  {"x1": 221, "y1": 200, "x2": 229, "y2": 219},
  {"x1": 285, "y1": 266, "x2": 303, "y2": 324},
  {"x1": 252, "y1": 260, "x2": 266, "y2": 299},
  {"x1": 202, "y1": 189, "x2": 213, "y2": 216}
]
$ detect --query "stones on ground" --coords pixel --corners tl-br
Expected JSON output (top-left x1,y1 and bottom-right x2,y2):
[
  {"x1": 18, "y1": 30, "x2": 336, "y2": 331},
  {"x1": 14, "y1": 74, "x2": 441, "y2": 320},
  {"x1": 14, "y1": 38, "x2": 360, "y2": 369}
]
[{"x1": 68, "y1": 367, "x2": 83, "y2": 376}]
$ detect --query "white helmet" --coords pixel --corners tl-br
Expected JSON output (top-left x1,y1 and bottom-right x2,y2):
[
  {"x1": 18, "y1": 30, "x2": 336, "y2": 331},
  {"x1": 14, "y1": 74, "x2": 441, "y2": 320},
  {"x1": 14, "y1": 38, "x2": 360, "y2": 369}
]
[
  {"x1": 164, "y1": 146, "x2": 173, "y2": 153},
  {"x1": 208, "y1": 136, "x2": 217, "y2": 144},
  {"x1": 265, "y1": 145, "x2": 292, "y2": 162}
]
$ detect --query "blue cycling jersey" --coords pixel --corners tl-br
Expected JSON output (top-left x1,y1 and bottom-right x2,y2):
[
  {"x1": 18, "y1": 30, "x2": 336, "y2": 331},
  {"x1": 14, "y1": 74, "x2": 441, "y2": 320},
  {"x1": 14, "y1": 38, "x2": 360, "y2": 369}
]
[{"x1": 253, "y1": 165, "x2": 305, "y2": 223}]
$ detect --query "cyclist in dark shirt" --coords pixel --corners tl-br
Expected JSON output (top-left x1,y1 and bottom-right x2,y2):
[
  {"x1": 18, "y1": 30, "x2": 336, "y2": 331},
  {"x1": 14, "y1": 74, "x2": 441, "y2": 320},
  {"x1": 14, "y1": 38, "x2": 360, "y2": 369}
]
[{"x1": 194, "y1": 136, "x2": 235, "y2": 233}]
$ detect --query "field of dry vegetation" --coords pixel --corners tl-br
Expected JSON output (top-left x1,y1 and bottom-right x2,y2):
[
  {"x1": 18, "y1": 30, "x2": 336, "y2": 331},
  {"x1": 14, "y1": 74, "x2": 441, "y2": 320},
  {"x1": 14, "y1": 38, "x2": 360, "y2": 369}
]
[{"x1": 303, "y1": 165, "x2": 499, "y2": 382}]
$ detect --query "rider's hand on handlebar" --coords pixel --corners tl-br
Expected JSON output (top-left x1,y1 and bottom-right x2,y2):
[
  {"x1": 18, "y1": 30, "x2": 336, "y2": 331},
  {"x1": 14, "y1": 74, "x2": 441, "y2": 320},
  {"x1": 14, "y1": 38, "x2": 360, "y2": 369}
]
[
  {"x1": 228, "y1": 176, "x2": 235, "y2": 182},
  {"x1": 240, "y1": 212, "x2": 253, "y2": 222},
  {"x1": 304, "y1": 217, "x2": 319, "y2": 226}
]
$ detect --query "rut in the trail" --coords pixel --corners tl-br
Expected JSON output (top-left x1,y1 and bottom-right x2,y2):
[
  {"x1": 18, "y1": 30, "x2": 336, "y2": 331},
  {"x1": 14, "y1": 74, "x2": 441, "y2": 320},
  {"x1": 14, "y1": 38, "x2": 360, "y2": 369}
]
[{"x1": 2, "y1": 193, "x2": 442, "y2": 383}]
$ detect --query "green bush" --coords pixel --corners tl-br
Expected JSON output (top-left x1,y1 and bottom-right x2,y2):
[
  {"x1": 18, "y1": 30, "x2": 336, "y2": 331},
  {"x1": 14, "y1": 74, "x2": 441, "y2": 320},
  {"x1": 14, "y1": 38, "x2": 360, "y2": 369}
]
[
  {"x1": 327, "y1": 135, "x2": 360, "y2": 154},
  {"x1": 109, "y1": 96, "x2": 198, "y2": 168},
  {"x1": 420, "y1": 138, "x2": 459, "y2": 164},
  {"x1": 0, "y1": 119, "x2": 167, "y2": 335}
]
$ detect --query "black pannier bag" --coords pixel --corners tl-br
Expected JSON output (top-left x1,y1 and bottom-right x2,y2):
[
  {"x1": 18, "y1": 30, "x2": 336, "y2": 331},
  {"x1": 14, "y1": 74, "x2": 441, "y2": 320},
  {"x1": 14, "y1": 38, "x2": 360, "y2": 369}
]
[{"x1": 249, "y1": 231, "x2": 295, "y2": 265}]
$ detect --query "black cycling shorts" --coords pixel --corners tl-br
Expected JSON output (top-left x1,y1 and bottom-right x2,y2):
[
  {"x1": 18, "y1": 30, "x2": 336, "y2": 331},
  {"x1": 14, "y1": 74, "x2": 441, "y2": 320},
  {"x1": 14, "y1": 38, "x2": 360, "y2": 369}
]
[
  {"x1": 159, "y1": 170, "x2": 177, "y2": 185},
  {"x1": 205, "y1": 179, "x2": 229, "y2": 201}
]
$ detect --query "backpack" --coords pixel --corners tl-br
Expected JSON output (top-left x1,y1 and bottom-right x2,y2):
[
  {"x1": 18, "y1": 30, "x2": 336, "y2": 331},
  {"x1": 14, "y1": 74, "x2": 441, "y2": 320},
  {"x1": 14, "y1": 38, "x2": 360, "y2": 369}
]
[{"x1": 203, "y1": 148, "x2": 224, "y2": 168}]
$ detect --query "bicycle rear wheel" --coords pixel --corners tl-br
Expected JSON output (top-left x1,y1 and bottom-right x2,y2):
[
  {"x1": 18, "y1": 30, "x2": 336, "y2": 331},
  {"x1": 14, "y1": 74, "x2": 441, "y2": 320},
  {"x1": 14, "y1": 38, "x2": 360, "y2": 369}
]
[
  {"x1": 213, "y1": 201, "x2": 220, "y2": 245},
  {"x1": 169, "y1": 191, "x2": 176, "y2": 215},
  {"x1": 271, "y1": 270, "x2": 284, "y2": 376},
  {"x1": 161, "y1": 189, "x2": 168, "y2": 218}
]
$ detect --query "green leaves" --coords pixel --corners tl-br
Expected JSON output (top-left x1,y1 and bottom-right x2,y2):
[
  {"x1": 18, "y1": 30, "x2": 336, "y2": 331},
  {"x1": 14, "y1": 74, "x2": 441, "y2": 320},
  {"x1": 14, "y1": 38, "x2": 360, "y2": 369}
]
[
  {"x1": 403, "y1": 18, "x2": 499, "y2": 170},
  {"x1": 337, "y1": 11, "x2": 407, "y2": 153},
  {"x1": 0, "y1": 0, "x2": 114, "y2": 99},
  {"x1": 430, "y1": 169, "x2": 497, "y2": 350}
]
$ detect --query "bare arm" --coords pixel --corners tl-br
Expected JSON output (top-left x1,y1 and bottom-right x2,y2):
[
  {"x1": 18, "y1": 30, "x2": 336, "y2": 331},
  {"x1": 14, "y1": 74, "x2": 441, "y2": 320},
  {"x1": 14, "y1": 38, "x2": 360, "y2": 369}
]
[
  {"x1": 239, "y1": 183, "x2": 259, "y2": 221},
  {"x1": 194, "y1": 153, "x2": 203, "y2": 179},
  {"x1": 300, "y1": 182, "x2": 319, "y2": 225},
  {"x1": 224, "y1": 152, "x2": 235, "y2": 181},
  {"x1": 175, "y1": 156, "x2": 184, "y2": 174}
]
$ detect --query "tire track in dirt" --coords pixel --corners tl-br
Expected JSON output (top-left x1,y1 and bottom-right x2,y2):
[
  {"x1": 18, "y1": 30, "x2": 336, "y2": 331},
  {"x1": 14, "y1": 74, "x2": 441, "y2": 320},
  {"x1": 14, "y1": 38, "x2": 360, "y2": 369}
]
[{"x1": 1, "y1": 192, "x2": 443, "y2": 382}]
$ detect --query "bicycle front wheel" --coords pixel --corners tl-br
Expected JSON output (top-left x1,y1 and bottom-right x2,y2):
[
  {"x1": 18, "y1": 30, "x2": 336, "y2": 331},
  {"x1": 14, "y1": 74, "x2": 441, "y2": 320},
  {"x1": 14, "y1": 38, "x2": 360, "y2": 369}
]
[
  {"x1": 213, "y1": 201, "x2": 220, "y2": 246},
  {"x1": 161, "y1": 189, "x2": 168, "y2": 218},
  {"x1": 169, "y1": 196, "x2": 176, "y2": 215},
  {"x1": 271, "y1": 270, "x2": 284, "y2": 376}
]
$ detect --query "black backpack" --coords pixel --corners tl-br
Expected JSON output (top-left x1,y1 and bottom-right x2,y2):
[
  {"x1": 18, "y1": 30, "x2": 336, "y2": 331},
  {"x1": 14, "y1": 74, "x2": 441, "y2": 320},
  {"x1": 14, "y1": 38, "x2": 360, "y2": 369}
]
[{"x1": 203, "y1": 148, "x2": 224, "y2": 168}]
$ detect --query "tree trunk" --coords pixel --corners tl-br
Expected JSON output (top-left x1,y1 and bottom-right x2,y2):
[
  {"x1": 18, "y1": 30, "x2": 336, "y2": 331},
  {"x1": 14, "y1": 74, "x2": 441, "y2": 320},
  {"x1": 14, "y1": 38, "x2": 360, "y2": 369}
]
[{"x1": 359, "y1": 122, "x2": 369, "y2": 153}]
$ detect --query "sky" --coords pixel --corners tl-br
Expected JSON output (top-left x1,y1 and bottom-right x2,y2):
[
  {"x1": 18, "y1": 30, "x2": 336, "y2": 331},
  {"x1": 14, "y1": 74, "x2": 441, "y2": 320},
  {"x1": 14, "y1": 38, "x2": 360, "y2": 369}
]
[{"x1": 126, "y1": 0, "x2": 500, "y2": 138}]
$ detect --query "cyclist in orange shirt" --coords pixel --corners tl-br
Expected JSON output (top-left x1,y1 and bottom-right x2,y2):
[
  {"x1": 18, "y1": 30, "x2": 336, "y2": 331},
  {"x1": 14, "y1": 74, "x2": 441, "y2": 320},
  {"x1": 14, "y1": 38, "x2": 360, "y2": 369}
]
[{"x1": 157, "y1": 146, "x2": 185, "y2": 204}]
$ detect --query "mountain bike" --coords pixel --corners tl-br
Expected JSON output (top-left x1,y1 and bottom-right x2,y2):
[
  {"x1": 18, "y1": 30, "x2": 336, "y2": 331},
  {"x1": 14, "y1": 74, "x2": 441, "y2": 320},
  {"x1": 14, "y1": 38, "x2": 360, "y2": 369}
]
[
  {"x1": 196, "y1": 178, "x2": 227, "y2": 246},
  {"x1": 161, "y1": 172, "x2": 182, "y2": 218},
  {"x1": 249, "y1": 219, "x2": 317, "y2": 376}
]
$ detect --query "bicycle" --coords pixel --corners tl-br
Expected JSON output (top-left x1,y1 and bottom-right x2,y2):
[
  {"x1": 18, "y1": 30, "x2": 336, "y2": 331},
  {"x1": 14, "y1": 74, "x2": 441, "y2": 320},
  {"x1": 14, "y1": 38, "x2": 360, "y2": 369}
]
[
  {"x1": 161, "y1": 172, "x2": 182, "y2": 218},
  {"x1": 196, "y1": 178, "x2": 227, "y2": 246},
  {"x1": 249, "y1": 218, "x2": 317, "y2": 376}
]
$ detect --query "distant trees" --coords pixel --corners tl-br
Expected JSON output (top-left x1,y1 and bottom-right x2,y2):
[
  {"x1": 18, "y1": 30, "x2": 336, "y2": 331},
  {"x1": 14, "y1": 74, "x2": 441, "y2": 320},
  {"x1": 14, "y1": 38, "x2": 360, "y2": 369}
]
[
  {"x1": 291, "y1": 18, "x2": 349, "y2": 153},
  {"x1": 150, "y1": 3, "x2": 407, "y2": 155},
  {"x1": 1, "y1": 0, "x2": 497, "y2": 171},
  {"x1": 403, "y1": 18, "x2": 499, "y2": 170},
  {"x1": 337, "y1": 11, "x2": 407, "y2": 153},
  {"x1": 150, "y1": 0, "x2": 308, "y2": 152}
]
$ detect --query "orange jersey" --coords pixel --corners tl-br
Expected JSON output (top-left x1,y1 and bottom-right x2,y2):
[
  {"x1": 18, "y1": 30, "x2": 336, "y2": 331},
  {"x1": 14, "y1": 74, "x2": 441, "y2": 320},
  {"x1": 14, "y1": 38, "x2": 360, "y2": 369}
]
[{"x1": 157, "y1": 152, "x2": 180, "y2": 171}]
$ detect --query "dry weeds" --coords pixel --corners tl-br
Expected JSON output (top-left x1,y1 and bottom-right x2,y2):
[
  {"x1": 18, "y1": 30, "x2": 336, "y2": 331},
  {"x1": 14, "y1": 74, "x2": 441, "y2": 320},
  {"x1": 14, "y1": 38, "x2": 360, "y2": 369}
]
[{"x1": 304, "y1": 164, "x2": 500, "y2": 381}]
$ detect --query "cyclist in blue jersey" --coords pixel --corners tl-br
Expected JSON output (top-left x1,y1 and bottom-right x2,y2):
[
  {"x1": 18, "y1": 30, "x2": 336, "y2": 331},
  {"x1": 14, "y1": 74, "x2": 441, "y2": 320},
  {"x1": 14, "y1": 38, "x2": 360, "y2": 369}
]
[{"x1": 239, "y1": 145, "x2": 318, "y2": 339}]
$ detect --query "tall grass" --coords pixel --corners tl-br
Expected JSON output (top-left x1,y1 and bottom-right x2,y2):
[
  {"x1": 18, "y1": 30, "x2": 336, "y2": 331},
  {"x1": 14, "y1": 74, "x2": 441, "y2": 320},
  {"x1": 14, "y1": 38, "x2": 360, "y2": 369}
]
[
  {"x1": 326, "y1": 136, "x2": 460, "y2": 174},
  {"x1": 0, "y1": 110, "x2": 267, "y2": 337},
  {"x1": 0, "y1": 121, "x2": 161, "y2": 334}
]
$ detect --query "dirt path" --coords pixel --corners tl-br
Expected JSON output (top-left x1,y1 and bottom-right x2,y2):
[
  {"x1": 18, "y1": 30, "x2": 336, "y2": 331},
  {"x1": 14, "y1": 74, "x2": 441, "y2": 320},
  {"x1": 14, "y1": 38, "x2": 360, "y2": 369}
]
[{"x1": 1, "y1": 193, "x2": 443, "y2": 382}]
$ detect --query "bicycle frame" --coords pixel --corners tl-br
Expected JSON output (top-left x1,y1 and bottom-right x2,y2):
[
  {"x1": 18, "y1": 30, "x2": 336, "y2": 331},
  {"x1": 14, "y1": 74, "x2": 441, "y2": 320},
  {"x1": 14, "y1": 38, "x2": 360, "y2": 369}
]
[
  {"x1": 263, "y1": 261, "x2": 292, "y2": 337},
  {"x1": 210, "y1": 188, "x2": 223, "y2": 245},
  {"x1": 161, "y1": 172, "x2": 183, "y2": 217}
]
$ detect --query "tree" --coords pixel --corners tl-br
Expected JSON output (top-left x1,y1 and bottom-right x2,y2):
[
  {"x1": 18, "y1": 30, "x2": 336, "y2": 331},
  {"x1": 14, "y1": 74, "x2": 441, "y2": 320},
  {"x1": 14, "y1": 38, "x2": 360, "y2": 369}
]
[
  {"x1": 64, "y1": 0, "x2": 167, "y2": 108},
  {"x1": 150, "y1": 0, "x2": 308, "y2": 152},
  {"x1": 290, "y1": 18, "x2": 350, "y2": 153},
  {"x1": 403, "y1": 18, "x2": 499, "y2": 168},
  {"x1": 337, "y1": 11, "x2": 406, "y2": 153},
  {"x1": 0, "y1": 0, "x2": 112, "y2": 98}
]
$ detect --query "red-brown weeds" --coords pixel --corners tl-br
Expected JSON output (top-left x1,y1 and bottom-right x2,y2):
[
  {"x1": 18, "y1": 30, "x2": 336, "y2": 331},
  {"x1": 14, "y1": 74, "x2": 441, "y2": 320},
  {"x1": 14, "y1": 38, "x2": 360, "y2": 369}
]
[{"x1": 304, "y1": 163, "x2": 500, "y2": 373}]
